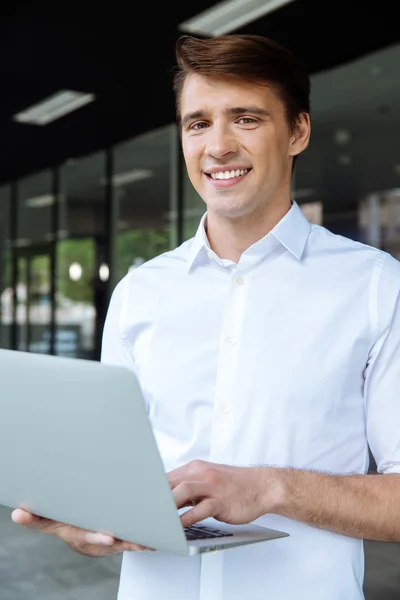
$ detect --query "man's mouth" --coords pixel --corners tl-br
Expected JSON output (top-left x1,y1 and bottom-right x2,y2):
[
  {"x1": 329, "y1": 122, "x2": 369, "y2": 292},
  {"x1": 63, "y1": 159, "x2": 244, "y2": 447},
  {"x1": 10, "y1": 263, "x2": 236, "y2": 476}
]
[
  {"x1": 204, "y1": 168, "x2": 252, "y2": 187},
  {"x1": 207, "y1": 168, "x2": 251, "y2": 180}
]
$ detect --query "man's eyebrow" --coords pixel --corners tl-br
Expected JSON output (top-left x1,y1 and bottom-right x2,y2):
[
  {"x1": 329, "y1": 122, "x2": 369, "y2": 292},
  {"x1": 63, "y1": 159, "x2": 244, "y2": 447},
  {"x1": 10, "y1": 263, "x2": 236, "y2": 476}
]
[
  {"x1": 181, "y1": 110, "x2": 206, "y2": 129},
  {"x1": 227, "y1": 106, "x2": 270, "y2": 117},
  {"x1": 180, "y1": 106, "x2": 270, "y2": 129}
]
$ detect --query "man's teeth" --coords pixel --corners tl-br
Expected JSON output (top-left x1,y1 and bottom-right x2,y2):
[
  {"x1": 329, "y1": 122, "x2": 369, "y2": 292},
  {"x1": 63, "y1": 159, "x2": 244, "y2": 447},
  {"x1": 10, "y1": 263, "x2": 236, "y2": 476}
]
[{"x1": 210, "y1": 169, "x2": 249, "y2": 180}]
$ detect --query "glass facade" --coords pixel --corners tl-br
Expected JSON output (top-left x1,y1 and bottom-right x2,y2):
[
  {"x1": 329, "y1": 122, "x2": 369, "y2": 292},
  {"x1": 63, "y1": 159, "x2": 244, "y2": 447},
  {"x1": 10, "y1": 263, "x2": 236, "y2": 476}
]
[
  {"x1": 113, "y1": 126, "x2": 174, "y2": 285},
  {"x1": 0, "y1": 125, "x2": 179, "y2": 361},
  {"x1": 294, "y1": 41, "x2": 400, "y2": 253},
  {"x1": 56, "y1": 151, "x2": 107, "y2": 359},
  {"x1": 2, "y1": 42, "x2": 400, "y2": 361},
  {"x1": 0, "y1": 185, "x2": 12, "y2": 350}
]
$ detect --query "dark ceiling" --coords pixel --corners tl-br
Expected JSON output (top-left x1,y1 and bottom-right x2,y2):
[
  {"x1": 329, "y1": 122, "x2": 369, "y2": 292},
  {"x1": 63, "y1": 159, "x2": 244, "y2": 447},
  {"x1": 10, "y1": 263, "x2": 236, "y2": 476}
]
[{"x1": 1, "y1": 0, "x2": 400, "y2": 195}]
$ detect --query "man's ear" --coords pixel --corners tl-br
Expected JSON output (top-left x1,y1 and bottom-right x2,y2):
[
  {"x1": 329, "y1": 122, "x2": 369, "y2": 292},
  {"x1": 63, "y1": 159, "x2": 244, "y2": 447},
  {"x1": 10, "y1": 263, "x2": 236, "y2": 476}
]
[{"x1": 290, "y1": 112, "x2": 311, "y2": 158}]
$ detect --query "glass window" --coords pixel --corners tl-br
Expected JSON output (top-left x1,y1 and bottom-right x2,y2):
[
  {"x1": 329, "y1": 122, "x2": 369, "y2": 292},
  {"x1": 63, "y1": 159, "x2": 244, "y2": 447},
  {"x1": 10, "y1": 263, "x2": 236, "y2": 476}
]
[
  {"x1": 113, "y1": 125, "x2": 174, "y2": 285},
  {"x1": 16, "y1": 171, "x2": 53, "y2": 353},
  {"x1": 182, "y1": 168, "x2": 205, "y2": 242},
  {"x1": 57, "y1": 152, "x2": 106, "y2": 360},
  {"x1": 0, "y1": 185, "x2": 12, "y2": 349},
  {"x1": 295, "y1": 42, "x2": 400, "y2": 248},
  {"x1": 17, "y1": 170, "x2": 53, "y2": 246}
]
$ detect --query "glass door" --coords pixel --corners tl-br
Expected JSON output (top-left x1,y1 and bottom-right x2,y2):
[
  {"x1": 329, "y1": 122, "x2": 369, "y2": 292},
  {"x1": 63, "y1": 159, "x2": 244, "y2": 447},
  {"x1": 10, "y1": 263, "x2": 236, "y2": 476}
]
[{"x1": 16, "y1": 246, "x2": 51, "y2": 354}]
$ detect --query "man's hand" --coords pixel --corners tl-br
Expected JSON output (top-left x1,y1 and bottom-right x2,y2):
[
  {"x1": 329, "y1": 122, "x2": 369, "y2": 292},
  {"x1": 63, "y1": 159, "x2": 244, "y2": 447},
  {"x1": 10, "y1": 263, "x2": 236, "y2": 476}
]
[
  {"x1": 11, "y1": 509, "x2": 153, "y2": 557},
  {"x1": 168, "y1": 460, "x2": 282, "y2": 528}
]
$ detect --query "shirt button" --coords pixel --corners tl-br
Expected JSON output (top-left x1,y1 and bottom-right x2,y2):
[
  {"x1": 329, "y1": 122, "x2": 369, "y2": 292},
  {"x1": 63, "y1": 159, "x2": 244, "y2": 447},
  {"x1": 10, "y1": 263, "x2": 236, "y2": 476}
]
[
  {"x1": 236, "y1": 276, "x2": 244, "y2": 285},
  {"x1": 207, "y1": 251, "x2": 213, "y2": 259},
  {"x1": 220, "y1": 404, "x2": 230, "y2": 414},
  {"x1": 226, "y1": 337, "x2": 236, "y2": 347}
]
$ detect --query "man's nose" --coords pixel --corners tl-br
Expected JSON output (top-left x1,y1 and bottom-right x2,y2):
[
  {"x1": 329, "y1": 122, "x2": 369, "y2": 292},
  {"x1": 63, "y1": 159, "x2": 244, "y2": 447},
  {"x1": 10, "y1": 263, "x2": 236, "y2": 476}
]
[{"x1": 205, "y1": 124, "x2": 238, "y2": 159}]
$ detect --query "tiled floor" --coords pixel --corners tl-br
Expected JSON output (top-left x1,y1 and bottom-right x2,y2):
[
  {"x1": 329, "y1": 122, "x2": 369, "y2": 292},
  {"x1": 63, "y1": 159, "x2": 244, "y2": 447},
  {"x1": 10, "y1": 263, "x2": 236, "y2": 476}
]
[{"x1": 0, "y1": 505, "x2": 399, "y2": 599}]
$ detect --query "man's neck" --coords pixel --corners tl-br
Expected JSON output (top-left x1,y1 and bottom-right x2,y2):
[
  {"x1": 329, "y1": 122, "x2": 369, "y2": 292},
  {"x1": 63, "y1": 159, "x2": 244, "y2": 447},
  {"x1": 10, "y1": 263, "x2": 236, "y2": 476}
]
[{"x1": 205, "y1": 200, "x2": 292, "y2": 264}]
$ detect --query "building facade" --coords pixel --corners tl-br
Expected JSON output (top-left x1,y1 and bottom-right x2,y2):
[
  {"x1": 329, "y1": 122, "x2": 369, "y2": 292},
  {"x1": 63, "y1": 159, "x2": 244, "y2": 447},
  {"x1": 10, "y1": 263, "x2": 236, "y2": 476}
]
[{"x1": 1, "y1": 40, "x2": 400, "y2": 360}]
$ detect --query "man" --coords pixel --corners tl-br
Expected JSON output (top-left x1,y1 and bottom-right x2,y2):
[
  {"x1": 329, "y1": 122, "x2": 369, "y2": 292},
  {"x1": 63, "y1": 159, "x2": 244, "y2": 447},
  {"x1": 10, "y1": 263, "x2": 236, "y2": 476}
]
[{"x1": 12, "y1": 34, "x2": 400, "y2": 600}]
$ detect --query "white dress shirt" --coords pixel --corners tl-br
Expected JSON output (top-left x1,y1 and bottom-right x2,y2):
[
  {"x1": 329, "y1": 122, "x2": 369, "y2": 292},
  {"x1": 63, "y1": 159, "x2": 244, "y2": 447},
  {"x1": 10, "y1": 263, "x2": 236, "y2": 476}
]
[{"x1": 101, "y1": 201, "x2": 400, "y2": 600}]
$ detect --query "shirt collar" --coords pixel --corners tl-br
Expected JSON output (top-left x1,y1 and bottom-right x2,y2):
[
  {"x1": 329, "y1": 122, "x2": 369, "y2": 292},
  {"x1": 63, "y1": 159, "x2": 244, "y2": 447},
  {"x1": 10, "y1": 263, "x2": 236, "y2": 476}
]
[{"x1": 186, "y1": 201, "x2": 311, "y2": 272}]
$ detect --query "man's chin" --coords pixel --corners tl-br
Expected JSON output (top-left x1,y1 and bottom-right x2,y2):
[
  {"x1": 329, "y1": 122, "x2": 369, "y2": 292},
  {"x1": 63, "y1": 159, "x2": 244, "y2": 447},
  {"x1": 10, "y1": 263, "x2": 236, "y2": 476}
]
[{"x1": 206, "y1": 200, "x2": 255, "y2": 220}]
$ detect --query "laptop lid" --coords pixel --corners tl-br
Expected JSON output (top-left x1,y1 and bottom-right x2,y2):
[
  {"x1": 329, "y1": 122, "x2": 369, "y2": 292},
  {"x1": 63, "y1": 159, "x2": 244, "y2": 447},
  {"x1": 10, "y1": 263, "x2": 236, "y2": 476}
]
[{"x1": 0, "y1": 349, "x2": 189, "y2": 555}]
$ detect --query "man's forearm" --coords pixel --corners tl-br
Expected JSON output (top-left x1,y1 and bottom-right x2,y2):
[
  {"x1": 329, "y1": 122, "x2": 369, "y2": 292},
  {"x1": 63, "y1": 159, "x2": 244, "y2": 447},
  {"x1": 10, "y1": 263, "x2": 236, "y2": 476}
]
[{"x1": 266, "y1": 468, "x2": 400, "y2": 542}]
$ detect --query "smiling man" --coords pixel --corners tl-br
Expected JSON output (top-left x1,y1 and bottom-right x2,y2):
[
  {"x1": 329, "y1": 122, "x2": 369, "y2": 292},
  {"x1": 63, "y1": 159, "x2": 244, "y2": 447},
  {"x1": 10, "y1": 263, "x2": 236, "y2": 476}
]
[{"x1": 12, "y1": 34, "x2": 400, "y2": 600}]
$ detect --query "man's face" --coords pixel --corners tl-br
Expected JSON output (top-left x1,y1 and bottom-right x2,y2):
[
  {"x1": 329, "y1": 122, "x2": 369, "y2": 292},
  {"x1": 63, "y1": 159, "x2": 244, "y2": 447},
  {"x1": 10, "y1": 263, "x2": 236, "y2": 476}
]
[{"x1": 180, "y1": 74, "x2": 310, "y2": 219}]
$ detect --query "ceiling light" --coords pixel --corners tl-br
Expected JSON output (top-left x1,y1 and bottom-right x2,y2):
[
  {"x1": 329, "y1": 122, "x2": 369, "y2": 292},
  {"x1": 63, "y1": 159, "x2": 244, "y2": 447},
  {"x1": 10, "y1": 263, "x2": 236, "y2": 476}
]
[
  {"x1": 101, "y1": 169, "x2": 153, "y2": 187},
  {"x1": 69, "y1": 262, "x2": 82, "y2": 282},
  {"x1": 334, "y1": 129, "x2": 351, "y2": 145},
  {"x1": 14, "y1": 238, "x2": 31, "y2": 248},
  {"x1": 25, "y1": 194, "x2": 55, "y2": 208},
  {"x1": 337, "y1": 155, "x2": 352, "y2": 166},
  {"x1": 179, "y1": 0, "x2": 296, "y2": 36},
  {"x1": 370, "y1": 66, "x2": 382, "y2": 76},
  {"x1": 13, "y1": 90, "x2": 95, "y2": 126},
  {"x1": 99, "y1": 263, "x2": 110, "y2": 282}
]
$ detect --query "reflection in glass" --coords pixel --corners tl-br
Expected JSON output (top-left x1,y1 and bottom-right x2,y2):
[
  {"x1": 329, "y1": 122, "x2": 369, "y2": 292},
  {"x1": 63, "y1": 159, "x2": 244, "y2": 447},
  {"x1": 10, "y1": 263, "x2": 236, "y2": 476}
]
[
  {"x1": 295, "y1": 42, "x2": 400, "y2": 245},
  {"x1": 58, "y1": 153, "x2": 106, "y2": 359},
  {"x1": 15, "y1": 172, "x2": 53, "y2": 354},
  {"x1": 113, "y1": 126, "x2": 173, "y2": 284},
  {"x1": 56, "y1": 238, "x2": 96, "y2": 358},
  {"x1": 16, "y1": 251, "x2": 51, "y2": 354},
  {"x1": 359, "y1": 191, "x2": 400, "y2": 259},
  {"x1": 182, "y1": 168, "x2": 205, "y2": 242},
  {"x1": 0, "y1": 185, "x2": 12, "y2": 349},
  {"x1": 17, "y1": 171, "x2": 53, "y2": 246}
]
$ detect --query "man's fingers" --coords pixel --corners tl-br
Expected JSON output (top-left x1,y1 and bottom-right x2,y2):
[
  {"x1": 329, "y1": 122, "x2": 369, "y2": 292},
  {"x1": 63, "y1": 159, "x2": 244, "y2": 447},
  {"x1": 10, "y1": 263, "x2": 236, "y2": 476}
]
[
  {"x1": 172, "y1": 481, "x2": 208, "y2": 509},
  {"x1": 12, "y1": 509, "x2": 57, "y2": 531},
  {"x1": 76, "y1": 540, "x2": 143, "y2": 555},
  {"x1": 82, "y1": 531, "x2": 116, "y2": 546},
  {"x1": 11, "y1": 509, "x2": 155, "y2": 554},
  {"x1": 18, "y1": 517, "x2": 148, "y2": 553},
  {"x1": 180, "y1": 499, "x2": 219, "y2": 528}
]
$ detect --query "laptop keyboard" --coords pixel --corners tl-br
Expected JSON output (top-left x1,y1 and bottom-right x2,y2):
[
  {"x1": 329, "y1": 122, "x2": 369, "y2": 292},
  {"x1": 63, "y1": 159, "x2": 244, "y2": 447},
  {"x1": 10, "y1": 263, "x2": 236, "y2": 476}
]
[{"x1": 184, "y1": 525, "x2": 234, "y2": 541}]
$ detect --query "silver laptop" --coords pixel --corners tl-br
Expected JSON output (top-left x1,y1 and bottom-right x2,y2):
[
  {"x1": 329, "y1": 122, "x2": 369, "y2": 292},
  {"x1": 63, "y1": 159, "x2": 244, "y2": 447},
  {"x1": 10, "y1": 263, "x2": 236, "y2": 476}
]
[{"x1": 0, "y1": 348, "x2": 288, "y2": 555}]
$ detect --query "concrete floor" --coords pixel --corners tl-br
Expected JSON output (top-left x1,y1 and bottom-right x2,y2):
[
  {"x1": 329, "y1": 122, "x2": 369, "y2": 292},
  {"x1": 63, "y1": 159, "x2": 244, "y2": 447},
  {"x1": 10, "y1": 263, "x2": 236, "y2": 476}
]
[{"x1": 0, "y1": 505, "x2": 399, "y2": 599}]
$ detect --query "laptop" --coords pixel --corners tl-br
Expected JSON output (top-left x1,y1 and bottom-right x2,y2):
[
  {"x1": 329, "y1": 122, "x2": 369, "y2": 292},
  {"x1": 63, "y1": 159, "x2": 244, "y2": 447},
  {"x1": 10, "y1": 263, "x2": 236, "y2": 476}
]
[{"x1": 0, "y1": 348, "x2": 288, "y2": 555}]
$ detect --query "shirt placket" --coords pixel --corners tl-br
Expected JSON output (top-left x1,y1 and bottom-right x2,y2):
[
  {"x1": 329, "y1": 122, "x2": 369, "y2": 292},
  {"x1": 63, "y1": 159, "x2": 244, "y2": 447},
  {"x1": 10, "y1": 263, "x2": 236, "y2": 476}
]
[{"x1": 209, "y1": 265, "x2": 247, "y2": 464}]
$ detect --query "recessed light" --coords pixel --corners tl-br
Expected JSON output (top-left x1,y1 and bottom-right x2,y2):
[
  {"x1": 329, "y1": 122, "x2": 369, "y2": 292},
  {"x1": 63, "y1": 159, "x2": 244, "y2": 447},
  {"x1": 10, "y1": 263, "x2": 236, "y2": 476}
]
[
  {"x1": 13, "y1": 90, "x2": 95, "y2": 126},
  {"x1": 179, "y1": 0, "x2": 296, "y2": 36},
  {"x1": 25, "y1": 194, "x2": 55, "y2": 208},
  {"x1": 100, "y1": 169, "x2": 153, "y2": 187},
  {"x1": 334, "y1": 129, "x2": 351, "y2": 145},
  {"x1": 337, "y1": 155, "x2": 352, "y2": 166},
  {"x1": 370, "y1": 66, "x2": 382, "y2": 76}
]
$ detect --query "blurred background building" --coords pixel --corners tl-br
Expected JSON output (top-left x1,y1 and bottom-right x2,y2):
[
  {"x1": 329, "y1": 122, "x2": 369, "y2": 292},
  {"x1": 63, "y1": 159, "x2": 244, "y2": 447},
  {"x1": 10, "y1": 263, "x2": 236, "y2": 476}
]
[{"x1": 1, "y1": 0, "x2": 400, "y2": 365}]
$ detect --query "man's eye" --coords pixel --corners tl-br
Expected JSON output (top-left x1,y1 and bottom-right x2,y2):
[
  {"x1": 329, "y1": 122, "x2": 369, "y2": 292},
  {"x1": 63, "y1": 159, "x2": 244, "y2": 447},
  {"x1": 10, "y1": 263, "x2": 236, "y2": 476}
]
[
  {"x1": 191, "y1": 122, "x2": 208, "y2": 131},
  {"x1": 237, "y1": 117, "x2": 257, "y2": 124}
]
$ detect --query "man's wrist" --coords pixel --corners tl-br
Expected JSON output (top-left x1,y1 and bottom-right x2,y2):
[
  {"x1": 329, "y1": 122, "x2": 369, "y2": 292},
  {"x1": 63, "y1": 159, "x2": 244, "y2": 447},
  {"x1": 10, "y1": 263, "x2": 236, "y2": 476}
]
[{"x1": 254, "y1": 466, "x2": 289, "y2": 518}]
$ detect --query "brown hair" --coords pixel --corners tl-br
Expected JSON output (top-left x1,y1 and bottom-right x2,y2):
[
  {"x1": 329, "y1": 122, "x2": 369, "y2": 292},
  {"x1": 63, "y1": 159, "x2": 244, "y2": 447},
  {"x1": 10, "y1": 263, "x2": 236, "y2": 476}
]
[{"x1": 173, "y1": 34, "x2": 310, "y2": 133}]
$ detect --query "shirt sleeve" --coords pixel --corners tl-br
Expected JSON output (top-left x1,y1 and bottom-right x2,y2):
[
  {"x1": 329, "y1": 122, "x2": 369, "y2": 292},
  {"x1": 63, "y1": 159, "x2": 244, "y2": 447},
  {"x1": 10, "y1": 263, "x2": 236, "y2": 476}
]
[
  {"x1": 364, "y1": 253, "x2": 400, "y2": 475},
  {"x1": 100, "y1": 276, "x2": 135, "y2": 371}
]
